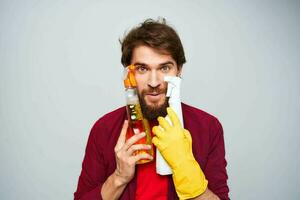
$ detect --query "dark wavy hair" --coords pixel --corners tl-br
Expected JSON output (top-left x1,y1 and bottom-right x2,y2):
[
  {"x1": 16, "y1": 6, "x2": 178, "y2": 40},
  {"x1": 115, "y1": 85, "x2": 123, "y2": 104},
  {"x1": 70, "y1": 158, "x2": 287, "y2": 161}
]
[{"x1": 120, "y1": 18, "x2": 186, "y2": 69}]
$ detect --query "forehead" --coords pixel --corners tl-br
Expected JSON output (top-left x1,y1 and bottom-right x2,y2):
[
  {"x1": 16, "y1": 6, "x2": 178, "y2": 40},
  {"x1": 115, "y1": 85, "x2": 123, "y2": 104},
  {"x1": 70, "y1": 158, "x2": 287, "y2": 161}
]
[{"x1": 131, "y1": 45, "x2": 176, "y2": 67}]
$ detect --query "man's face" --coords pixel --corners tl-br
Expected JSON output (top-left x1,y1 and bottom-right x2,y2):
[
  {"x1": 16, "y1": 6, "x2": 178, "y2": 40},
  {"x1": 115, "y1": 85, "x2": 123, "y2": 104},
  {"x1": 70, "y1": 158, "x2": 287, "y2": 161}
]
[{"x1": 131, "y1": 45, "x2": 181, "y2": 120}]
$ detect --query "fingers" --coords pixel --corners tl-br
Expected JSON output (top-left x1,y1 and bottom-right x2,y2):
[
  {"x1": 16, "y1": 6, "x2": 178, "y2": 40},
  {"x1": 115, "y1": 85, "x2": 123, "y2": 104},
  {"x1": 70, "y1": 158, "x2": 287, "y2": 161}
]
[
  {"x1": 123, "y1": 132, "x2": 146, "y2": 150},
  {"x1": 152, "y1": 137, "x2": 162, "y2": 150},
  {"x1": 152, "y1": 126, "x2": 164, "y2": 139},
  {"x1": 115, "y1": 120, "x2": 128, "y2": 150},
  {"x1": 157, "y1": 116, "x2": 172, "y2": 131},
  {"x1": 156, "y1": 107, "x2": 181, "y2": 131},
  {"x1": 167, "y1": 107, "x2": 181, "y2": 127},
  {"x1": 132, "y1": 152, "x2": 153, "y2": 163},
  {"x1": 127, "y1": 144, "x2": 152, "y2": 155}
]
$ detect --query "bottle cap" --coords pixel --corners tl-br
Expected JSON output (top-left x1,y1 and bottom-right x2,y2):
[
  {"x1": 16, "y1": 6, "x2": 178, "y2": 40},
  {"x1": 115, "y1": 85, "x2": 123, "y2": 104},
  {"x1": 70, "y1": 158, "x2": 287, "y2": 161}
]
[{"x1": 124, "y1": 65, "x2": 137, "y2": 88}]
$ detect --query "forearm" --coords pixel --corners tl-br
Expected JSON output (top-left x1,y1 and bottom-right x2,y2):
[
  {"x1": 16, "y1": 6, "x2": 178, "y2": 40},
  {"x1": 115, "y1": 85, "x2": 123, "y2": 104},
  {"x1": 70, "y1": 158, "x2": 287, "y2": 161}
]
[
  {"x1": 100, "y1": 171, "x2": 128, "y2": 200},
  {"x1": 190, "y1": 188, "x2": 220, "y2": 200}
]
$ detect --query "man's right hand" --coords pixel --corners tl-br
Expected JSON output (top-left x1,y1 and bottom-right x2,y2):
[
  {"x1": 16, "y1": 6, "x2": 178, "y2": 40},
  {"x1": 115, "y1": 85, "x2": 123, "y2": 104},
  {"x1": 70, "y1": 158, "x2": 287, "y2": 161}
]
[
  {"x1": 113, "y1": 120, "x2": 153, "y2": 186},
  {"x1": 101, "y1": 120, "x2": 153, "y2": 199}
]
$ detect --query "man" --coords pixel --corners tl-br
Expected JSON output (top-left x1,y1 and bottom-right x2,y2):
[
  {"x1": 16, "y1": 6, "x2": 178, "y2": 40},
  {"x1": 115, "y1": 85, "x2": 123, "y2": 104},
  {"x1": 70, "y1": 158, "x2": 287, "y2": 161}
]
[{"x1": 74, "y1": 18, "x2": 229, "y2": 200}]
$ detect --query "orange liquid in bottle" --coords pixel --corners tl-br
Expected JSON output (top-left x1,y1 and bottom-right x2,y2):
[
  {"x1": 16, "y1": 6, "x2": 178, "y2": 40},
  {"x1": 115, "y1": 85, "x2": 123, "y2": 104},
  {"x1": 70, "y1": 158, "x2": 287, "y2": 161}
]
[{"x1": 126, "y1": 103, "x2": 153, "y2": 164}]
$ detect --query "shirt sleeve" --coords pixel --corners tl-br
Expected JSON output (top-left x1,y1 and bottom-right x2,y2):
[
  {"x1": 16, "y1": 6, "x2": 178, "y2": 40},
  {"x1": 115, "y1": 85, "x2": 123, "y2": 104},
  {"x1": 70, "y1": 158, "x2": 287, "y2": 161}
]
[
  {"x1": 74, "y1": 121, "x2": 107, "y2": 200},
  {"x1": 204, "y1": 118, "x2": 230, "y2": 200}
]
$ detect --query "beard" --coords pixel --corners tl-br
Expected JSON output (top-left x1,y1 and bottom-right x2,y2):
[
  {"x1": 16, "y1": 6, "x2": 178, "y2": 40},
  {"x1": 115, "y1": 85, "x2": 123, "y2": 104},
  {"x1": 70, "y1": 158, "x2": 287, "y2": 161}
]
[{"x1": 138, "y1": 87, "x2": 169, "y2": 121}]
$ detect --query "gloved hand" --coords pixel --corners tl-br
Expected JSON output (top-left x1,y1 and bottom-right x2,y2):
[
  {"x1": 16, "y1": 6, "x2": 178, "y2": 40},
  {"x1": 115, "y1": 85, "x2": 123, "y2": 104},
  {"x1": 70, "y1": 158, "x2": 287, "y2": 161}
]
[{"x1": 152, "y1": 107, "x2": 208, "y2": 200}]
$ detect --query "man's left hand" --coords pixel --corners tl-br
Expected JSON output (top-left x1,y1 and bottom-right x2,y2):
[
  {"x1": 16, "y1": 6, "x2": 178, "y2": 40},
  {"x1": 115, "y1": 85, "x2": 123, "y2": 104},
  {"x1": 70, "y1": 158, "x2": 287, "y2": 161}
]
[{"x1": 152, "y1": 107, "x2": 208, "y2": 200}]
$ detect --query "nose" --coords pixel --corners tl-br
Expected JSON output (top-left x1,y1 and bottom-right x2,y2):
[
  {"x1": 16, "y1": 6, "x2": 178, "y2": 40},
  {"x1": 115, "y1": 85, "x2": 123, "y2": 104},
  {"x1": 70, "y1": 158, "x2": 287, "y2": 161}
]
[{"x1": 147, "y1": 70, "x2": 162, "y2": 88}]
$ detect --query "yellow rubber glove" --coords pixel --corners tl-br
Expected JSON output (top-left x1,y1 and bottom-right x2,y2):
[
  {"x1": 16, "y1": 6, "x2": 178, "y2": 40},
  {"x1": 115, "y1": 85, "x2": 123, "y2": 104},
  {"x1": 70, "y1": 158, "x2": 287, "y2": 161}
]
[{"x1": 152, "y1": 107, "x2": 208, "y2": 200}]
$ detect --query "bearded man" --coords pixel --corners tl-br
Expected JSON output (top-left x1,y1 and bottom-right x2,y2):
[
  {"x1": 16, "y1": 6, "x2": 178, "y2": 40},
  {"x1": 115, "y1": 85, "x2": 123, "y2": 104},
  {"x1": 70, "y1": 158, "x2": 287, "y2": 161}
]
[{"x1": 74, "y1": 18, "x2": 230, "y2": 200}]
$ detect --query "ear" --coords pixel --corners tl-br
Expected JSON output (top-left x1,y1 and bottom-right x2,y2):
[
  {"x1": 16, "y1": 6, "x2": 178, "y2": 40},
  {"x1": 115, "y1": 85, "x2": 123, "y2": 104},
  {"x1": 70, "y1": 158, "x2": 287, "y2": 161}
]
[{"x1": 177, "y1": 66, "x2": 182, "y2": 77}]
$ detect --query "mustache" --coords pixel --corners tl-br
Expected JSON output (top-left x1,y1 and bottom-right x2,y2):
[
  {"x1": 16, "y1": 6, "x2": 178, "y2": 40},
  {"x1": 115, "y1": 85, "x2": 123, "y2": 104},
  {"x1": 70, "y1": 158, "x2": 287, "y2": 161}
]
[{"x1": 141, "y1": 87, "x2": 167, "y2": 96}]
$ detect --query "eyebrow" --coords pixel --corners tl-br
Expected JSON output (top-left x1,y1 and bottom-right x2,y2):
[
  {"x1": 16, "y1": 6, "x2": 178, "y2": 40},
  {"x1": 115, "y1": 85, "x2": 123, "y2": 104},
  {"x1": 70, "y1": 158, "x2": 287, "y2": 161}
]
[
  {"x1": 133, "y1": 61, "x2": 175, "y2": 67},
  {"x1": 159, "y1": 61, "x2": 175, "y2": 66},
  {"x1": 133, "y1": 62, "x2": 147, "y2": 66}
]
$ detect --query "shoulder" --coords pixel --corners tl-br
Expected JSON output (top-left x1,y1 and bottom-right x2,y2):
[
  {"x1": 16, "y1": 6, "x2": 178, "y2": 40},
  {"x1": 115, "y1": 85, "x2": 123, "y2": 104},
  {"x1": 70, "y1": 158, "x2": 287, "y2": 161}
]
[
  {"x1": 181, "y1": 102, "x2": 224, "y2": 144},
  {"x1": 182, "y1": 102, "x2": 221, "y2": 125},
  {"x1": 90, "y1": 106, "x2": 127, "y2": 137},
  {"x1": 97, "y1": 106, "x2": 127, "y2": 125}
]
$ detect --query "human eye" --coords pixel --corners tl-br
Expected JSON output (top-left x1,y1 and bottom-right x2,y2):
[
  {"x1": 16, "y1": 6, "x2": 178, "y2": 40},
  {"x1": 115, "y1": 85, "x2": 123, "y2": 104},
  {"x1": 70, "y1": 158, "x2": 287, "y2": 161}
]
[
  {"x1": 160, "y1": 65, "x2": 171, "y2": 73},
  {"x1": 135, "y1": 65, "x2": 148, "y2": 74}
]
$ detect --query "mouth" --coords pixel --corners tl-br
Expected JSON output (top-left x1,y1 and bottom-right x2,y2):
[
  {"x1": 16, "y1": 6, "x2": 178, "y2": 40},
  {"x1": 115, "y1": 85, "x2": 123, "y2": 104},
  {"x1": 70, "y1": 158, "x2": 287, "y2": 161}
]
[{"x1": 145, "y1": 93, "x2": 164, "y2": 102}]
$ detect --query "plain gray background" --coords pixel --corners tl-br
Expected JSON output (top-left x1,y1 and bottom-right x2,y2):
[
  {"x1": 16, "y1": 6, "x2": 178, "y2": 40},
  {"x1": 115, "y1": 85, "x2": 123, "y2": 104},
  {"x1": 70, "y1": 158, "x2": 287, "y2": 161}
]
[{"x1": 1, "y1": 0, "x2": 299, "y2": 199}]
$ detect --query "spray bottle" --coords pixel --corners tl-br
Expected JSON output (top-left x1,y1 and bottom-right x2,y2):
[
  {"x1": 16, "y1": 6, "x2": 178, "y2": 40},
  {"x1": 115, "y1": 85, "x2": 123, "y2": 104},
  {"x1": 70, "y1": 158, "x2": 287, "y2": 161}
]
[
  {"x1": 156, "y1": 76, "x2": 183, "y2": 175},
  {"x1": 123, "y1": 65, "x2": 154, "y2": 164}
]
